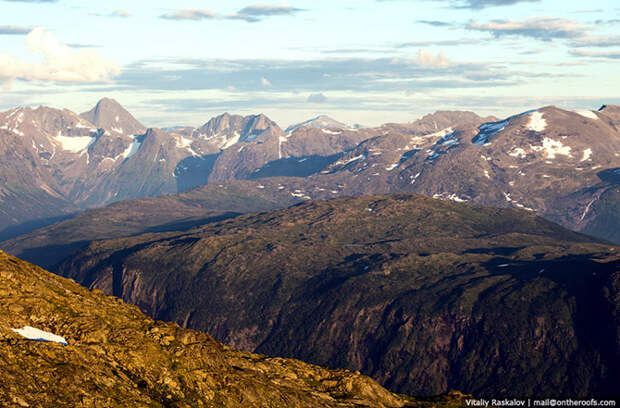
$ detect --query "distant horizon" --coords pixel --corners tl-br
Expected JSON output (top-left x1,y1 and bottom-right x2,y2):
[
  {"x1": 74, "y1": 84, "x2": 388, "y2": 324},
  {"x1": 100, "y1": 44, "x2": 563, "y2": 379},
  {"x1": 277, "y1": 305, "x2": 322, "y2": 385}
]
[
  {"x1": 1, "y1": 0, "x2": 618, "y2": 127},
  {"x1": 0, "y1": 96, "x2": 614, "y2": 130}
]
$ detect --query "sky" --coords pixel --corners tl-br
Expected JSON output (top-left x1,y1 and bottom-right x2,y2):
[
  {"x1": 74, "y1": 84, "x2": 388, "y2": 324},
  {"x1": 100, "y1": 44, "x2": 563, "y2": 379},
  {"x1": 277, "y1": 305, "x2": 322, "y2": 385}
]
[{"x1": 0, "y1": 0, "x2": 619, "y2": 128}]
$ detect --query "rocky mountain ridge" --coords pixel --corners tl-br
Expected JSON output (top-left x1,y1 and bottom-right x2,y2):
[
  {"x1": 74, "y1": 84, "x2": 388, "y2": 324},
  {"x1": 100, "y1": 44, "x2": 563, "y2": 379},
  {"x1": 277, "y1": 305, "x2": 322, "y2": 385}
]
[
  {"x1": 1, "y1": 249, "x2": 463, "y2": 407},
  {"x1": 1, "y1": 100, "x2": 618, "y2": 245}
]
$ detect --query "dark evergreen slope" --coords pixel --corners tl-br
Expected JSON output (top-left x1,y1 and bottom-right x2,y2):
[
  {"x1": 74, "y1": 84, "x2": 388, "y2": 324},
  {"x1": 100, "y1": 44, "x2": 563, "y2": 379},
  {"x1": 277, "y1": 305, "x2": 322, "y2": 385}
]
[
  {"x1": 0, "y1": 250, "x2": 454, "y2": 407},
  {"x1": 55, "y1": 195, "x2": 620, "y2": 398}
]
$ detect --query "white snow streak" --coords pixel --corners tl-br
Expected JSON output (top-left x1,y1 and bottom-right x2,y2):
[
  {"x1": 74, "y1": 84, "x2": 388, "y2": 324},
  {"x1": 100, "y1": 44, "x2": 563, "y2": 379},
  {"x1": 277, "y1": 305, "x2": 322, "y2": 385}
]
[
  {"x1": 121, "y1": 135, "x2": 142, "y2": 159},
  {"x1": 574, "y1": 110, "x2": 598, "y2": 120},
  {"x1": 579, "y1": 198, "x2": 596, "y2": 223},
  {"x1": 12, "y1": 326, "x2": 67, "y2": 345}
]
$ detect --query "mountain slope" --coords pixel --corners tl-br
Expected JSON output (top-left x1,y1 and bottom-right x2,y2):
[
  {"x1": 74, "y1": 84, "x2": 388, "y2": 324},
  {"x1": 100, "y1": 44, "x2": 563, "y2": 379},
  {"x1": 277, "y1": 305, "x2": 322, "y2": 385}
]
[
  {"x1": 0, "y1": 249, "x2": 461, "y2": 407},
  {"x1": 293, "y1": 106, "x2": 620, "y2": 242},
  {"x1": 80, "y1": 97, "x2": 146, "y2": 135},
  {"x1": 285, "y1": 115, "x2": 349, "y2": 132},
  {"x1": 1, "y1": 179, "x2": 301, "y2": 268},
  {"x1": 55, "y1": 194, "x2": 620, "y2": 398}
]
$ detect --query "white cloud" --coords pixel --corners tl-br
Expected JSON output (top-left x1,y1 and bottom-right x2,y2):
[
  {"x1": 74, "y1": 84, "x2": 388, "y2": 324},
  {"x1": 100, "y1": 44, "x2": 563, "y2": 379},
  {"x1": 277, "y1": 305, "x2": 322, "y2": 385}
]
[
  {"x1": 110, "y1": 9, "x2": 132, "y2": 18},
  {"x1": 569, "y1": 49, "x2": 620, "y2": 59},
  {"x1": 261, "y1": 76, "x2": 272, "y2": 86},
  {"x1": 467, "y1": 17, "x2": 588, "y2": 40},
  {"x1": 0, "y1": 27, "x2": 119, "y2": 85},
  {"x1": 307, "y1": 93, "x2": 327, "y2": 103},
  {"x1": 416, "y1": 49, "x2": 451, "y2": 68},
  {"x1": 160, "y1": 9, "x2": 218, "y2": 20}
]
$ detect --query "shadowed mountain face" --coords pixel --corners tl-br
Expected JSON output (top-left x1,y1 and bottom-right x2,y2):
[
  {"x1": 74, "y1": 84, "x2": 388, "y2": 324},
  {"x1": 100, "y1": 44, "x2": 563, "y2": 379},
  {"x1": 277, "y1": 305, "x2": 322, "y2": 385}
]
[
  {"x1": 1, "y1": 102, "x2": 618, "y2": 244},
  {"x1": 1, "y1": 250, "x2": 457, "y2": 408},
  {"x1": 54, "y1": 195, "x2": 620, "y2": 398}
]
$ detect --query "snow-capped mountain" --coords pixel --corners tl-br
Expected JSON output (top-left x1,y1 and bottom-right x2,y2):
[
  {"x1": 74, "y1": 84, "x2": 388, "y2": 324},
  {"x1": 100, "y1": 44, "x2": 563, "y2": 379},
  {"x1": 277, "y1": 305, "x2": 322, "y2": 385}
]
[
  {"x1": 285, "y1": 115, "x2": 349, "y2": 133},
  {"x1": 1, "y1": 101, "x2": 618, "y2": 244}
]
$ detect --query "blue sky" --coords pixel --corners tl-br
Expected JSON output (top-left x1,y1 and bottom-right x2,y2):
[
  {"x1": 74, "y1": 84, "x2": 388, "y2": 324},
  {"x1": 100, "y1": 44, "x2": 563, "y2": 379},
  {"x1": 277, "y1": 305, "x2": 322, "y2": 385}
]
[{"x1": 0, "y1": 0, "x2": 619, "y2": 128}]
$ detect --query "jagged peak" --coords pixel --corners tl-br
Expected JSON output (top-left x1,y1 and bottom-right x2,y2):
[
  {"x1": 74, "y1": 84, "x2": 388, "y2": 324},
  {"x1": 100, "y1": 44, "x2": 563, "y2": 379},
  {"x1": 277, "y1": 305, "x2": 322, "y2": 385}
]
[{"x1": 80, "y1": 98, "x2": 145, "y2": 134}]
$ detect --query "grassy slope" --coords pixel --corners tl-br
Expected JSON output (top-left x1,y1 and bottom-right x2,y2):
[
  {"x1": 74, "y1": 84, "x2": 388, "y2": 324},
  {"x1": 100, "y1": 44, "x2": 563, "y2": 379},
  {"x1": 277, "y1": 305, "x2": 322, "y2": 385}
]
[{"x1": 0, "y1": 249, "x2": 479, "y2": 407}]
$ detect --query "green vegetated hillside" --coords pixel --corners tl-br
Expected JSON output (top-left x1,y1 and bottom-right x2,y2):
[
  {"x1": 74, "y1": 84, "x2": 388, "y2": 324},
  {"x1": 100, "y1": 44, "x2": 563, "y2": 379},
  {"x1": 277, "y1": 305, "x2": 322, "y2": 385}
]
[
  {"x1": 1, "y1": 179, "x2": 301, "y2": 268},
  {"x1": 55, "y1": 194, "x2": 620, "y2": 398},
  {"x1": 0, "y1": 250, "x2": 474, "y2": 407}
]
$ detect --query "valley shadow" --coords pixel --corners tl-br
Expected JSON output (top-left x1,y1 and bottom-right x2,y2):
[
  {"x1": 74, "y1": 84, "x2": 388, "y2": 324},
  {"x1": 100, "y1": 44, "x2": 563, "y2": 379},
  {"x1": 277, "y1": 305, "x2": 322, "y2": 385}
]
[
  {"x1": 462, "y1": 246, "x2": 525, "y2": 256},
  {"x1": 174, "y1": 153, "x2": 219, "y2": 193},
  {"x1": 16, "y1": 241, "x2": 91, "y2": 270},
  {"x1": 246, "y1": 153, "x2": 343, "y2": 179},
  {"x1": 141, "y1": 212, "x2": 242, "y2": 234},
  {"x1": 0, "y1": 213, "x2": 78, "y2": 242},
  {"x1": 597, "y1": 167, "x2": 620, "y2": 184}
]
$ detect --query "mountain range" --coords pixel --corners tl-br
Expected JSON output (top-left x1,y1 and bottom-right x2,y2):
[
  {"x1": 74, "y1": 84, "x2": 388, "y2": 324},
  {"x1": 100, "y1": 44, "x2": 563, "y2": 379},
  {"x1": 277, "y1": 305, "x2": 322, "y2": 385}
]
[
  {"x1": 1, "y1": 97, "x2": 619, "y2": 402},
  {"x1": 1, "y1": 99, "x2": 617, "y2": 245}
]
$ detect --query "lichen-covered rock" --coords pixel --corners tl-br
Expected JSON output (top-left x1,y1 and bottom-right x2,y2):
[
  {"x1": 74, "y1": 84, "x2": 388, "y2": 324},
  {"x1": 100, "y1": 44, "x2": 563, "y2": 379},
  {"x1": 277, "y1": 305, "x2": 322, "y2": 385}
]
[{"x1": 0, "y1": 250, "x2": 463, "y2": 407}]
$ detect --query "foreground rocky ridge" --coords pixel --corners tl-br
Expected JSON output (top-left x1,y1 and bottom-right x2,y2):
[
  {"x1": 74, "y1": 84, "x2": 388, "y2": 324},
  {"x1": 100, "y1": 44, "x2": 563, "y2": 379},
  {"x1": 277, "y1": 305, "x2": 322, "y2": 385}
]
[
  {"x1": 0, "y1": 250, "x2": 472, "y2": 407},
  {"x1": 55, "y1": 194, "x2": 620, "y2": 398}
]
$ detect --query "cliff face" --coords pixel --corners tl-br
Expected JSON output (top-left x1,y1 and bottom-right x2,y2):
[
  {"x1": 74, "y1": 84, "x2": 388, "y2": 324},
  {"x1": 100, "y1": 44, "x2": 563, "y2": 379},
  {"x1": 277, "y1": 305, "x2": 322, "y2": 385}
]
[
  {"x1": 0, "y1": 250, "x2": 460, "y2": 408},
  {"x1": 55, "y1": 194, "x2": 620, "y2": 398}
]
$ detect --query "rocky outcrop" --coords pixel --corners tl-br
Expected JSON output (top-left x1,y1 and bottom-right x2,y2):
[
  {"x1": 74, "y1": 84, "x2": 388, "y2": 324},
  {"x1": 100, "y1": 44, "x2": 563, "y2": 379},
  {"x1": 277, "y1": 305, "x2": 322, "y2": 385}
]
[{"x1": 0, "y1": 249, "x2": 462, "y2": 407}]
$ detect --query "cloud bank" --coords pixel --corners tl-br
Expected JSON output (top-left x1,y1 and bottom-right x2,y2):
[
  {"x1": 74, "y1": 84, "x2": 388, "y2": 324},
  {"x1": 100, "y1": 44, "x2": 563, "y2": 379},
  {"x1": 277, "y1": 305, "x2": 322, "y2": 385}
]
[
  {"x1": 467, "y1": 17, "x2": 588, "y2": 41},
  {"x1": 0, "y1": 25, "x2": 32, "y2": 35},
  {"x1": 0, "y1": 27, "x2": 119, "y2": 85},
  {"x1": 160, "y1": 5, "x2": 304, "y2": 22}
]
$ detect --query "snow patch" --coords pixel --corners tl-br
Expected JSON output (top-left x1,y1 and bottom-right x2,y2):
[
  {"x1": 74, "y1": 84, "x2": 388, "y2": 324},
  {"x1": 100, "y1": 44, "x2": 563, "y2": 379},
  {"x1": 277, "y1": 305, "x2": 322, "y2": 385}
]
[
  {"x1": 575, "y1": 110, "x2": 598, "y2": 120},
  {"x1": 581, "y1": 148, "x2": 592, "y2": 162},
  {"x1": 508, "y1": 147, "x2": 527, "y2": 158},
  {"x1": 111, "y1": 127, "x2": 124, "y2": 134},
  {"x1": 530, "y1": 138, "x2": 571, "y2": 159},
  {"x1": 53, "y1": 134, "x2": 95, "y2": 153},
  {"x1": 410, "y1": 172, "x2": 421, "y2": 184},
  {"x1": 12, "y1": 326, "x2": 67, "y2": 345},
  {"x1": 579, "y1": 198, "x2": 596, "y2": 223},
  {"x1": 121, "y1": 135, "x2": 142, "y2": 159},
  {"x1": 473, "y1": 110, "x2": 535, "y2": 145},
  {"x1": 386, "y1": 163, "x2": 399, "y2": 171},
  {"x1": 527, "y1": 111, "x2": 547, "y2": 132},
  {"x1": 335, "y1": 154, "x2": 365, "y2": 166},
  {"x1": 484, "y1": 170, "x2": 491, "y2": 179},
  {"x1": 472, "y1": 121, "x2": 508, "y2": 145},
  {"x1": 221, "y1": 132, "x2": 240, "y2": 150},
  {"x1": 433, "y1": 193, "x2": 468, "y2": 203},
  {"x1": 291, "y1": 192, "x2": 311, "y2": 199},
  {"x1": 321, "y1": 129, "x2": 342, "y2": 135},
  {"x1": 503, "y1": 192, "x2": 534, "y2": 211},
  {"x1": 425, "y1": 127, "x2": 453, "y2": 139},
  {"x1": 176, "y1": 135, "x2": 199, "y2": 156}
]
